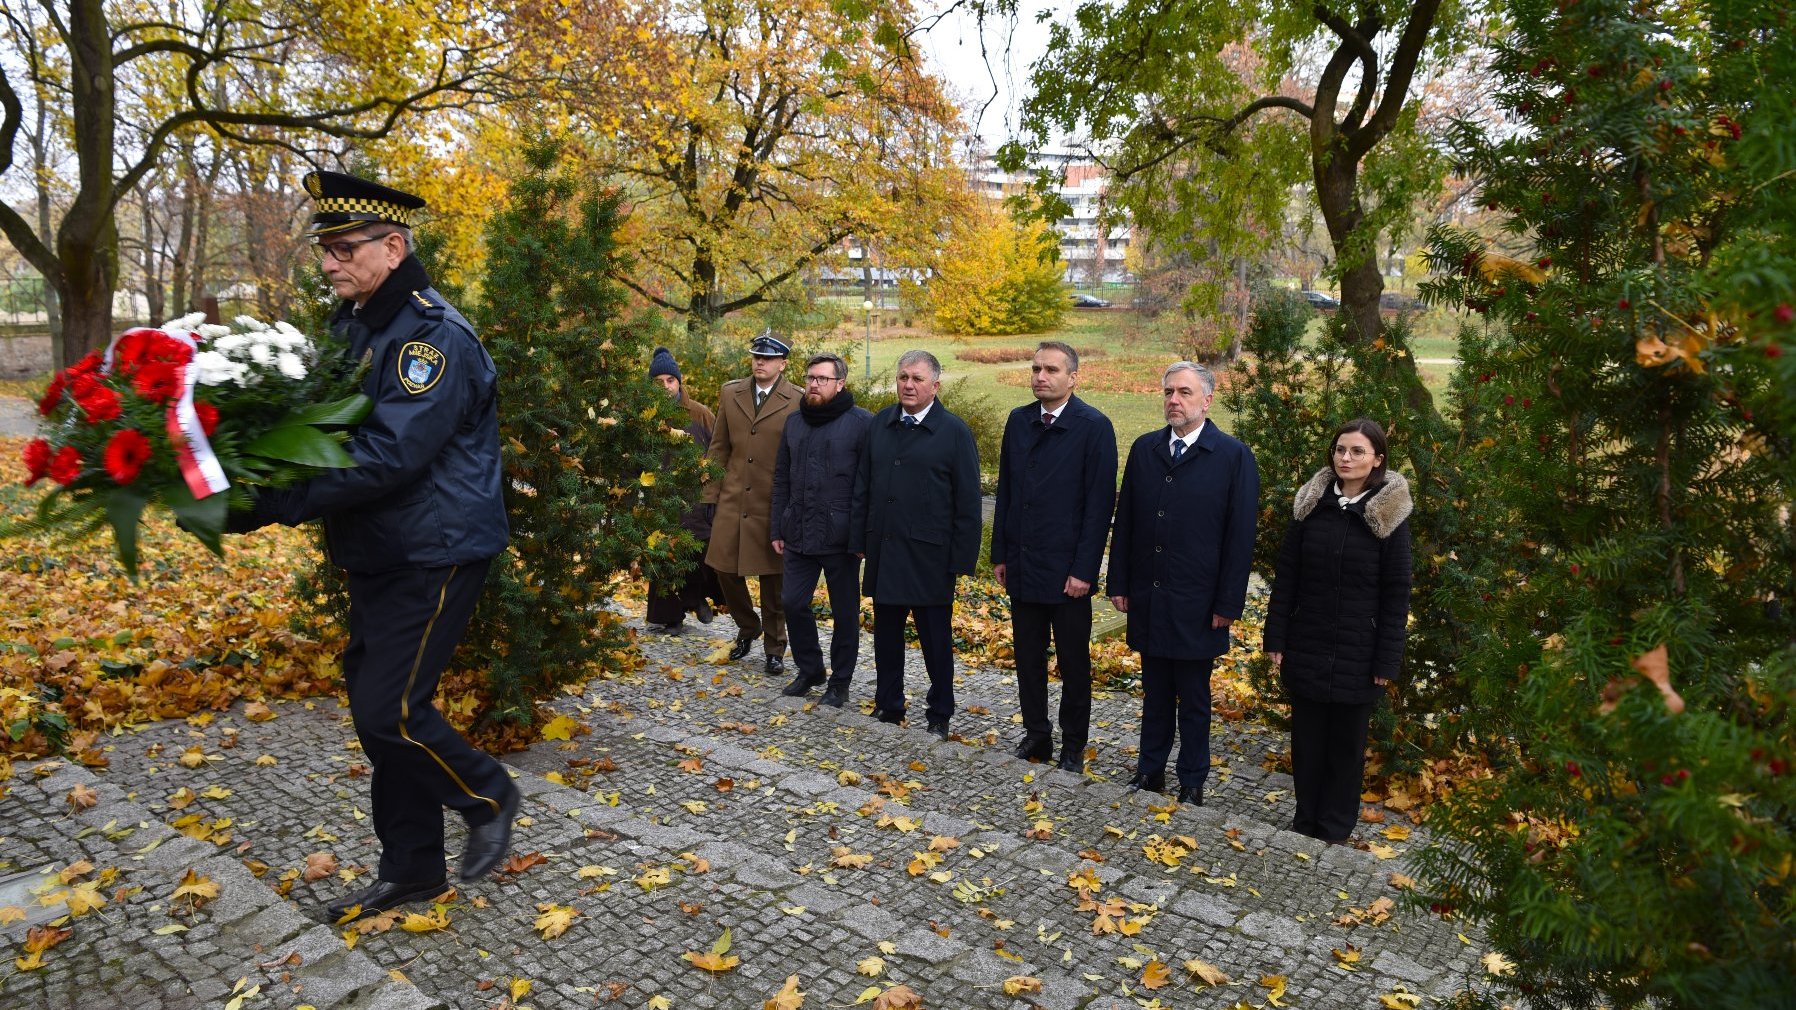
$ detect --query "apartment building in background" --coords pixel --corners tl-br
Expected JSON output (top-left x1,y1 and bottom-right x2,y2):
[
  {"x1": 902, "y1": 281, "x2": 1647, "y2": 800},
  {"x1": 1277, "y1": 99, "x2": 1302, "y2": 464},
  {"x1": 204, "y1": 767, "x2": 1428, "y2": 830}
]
[{"x1": 975, "y1": 146, "x2": 1134, "y2": 286}]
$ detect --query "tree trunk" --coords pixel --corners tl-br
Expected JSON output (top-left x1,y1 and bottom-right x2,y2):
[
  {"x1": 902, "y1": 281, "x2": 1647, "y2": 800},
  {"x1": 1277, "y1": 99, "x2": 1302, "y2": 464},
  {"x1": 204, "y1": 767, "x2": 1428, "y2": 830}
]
[
  {"x1": 58, "y1": 0, "x2": 120, "y2": 363},
  {"x1": 141, "y1": 197, "x2": 165, "y2": 323}
]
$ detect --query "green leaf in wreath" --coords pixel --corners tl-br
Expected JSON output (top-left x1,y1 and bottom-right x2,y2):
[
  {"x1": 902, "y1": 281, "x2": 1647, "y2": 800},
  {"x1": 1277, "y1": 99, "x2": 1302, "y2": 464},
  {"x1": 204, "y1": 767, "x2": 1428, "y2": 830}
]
[
  {"x1": 276, "y1": 393, "x2": 374, "y2": 429},
  {"x1": 164, "y1": 483, "x2": 228, "y2": 557},
  {"x1": 243, "y1": 425, "x2": 355, "y2": 468},
  {"x1": 105, "y1": 489, "x2": 151, "y2": 577}
]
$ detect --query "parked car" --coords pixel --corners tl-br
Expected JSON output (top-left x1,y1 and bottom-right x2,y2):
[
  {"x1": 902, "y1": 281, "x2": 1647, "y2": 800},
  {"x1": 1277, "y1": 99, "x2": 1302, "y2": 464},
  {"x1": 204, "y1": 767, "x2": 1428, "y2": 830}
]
[
  {"x1": 1380, "y1": 291, "x2": 1422, "y2": 311},
  {"x1": 1300, "y1": 290, "x2": 1340, "y2": 310},
  {"x1": 1070, "y1": 293, "x2": 1111, "y2": 308}
]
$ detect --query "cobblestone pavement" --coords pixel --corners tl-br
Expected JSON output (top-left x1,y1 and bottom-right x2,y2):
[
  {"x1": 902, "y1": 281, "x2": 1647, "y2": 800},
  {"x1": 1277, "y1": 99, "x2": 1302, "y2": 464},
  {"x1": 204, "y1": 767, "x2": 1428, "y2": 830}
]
[{"x1": 1, "y1": 603, "x2": 1501, "y2": 1009}]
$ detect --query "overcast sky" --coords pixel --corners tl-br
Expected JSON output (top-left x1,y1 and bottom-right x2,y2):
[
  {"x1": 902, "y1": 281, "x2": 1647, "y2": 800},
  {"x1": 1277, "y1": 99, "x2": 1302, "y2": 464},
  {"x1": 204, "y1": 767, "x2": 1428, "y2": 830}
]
[{"x1": 915, "y1": 0, "x2": 1072, "y2": 150}]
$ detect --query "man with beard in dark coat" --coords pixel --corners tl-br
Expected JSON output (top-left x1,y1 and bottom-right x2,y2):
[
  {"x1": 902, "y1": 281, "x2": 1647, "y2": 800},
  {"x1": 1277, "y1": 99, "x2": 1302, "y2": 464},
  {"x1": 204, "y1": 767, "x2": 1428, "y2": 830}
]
[
  {"x1": 771, "y1": 353, "x2": 873, "y2": 706},
  {"x1": 1108, "y1": 361, "x2": 1258, "y2": 807},
  {"x1": 851, "y1": 350, "x2": 981, "y2": 741},
  {"x1": 991, "y1": 341, "x2": 1117, "y2": 772}
]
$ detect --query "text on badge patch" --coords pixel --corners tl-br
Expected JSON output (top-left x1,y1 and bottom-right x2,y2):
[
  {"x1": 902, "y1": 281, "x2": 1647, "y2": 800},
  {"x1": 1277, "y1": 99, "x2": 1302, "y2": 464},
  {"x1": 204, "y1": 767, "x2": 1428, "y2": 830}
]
[{"x1": 397, "y1": 341, "x2": 445, "y2": 394}]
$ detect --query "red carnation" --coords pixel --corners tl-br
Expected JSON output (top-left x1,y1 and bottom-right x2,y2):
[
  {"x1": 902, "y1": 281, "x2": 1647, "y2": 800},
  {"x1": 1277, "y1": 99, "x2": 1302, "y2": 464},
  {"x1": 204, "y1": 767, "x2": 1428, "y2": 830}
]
[
  {"x1": 37, "y1": 372, "x2": 66, "y2": 415},
  {"x1": 103, "y1": 428, "x2": 152, "y2": 485},
  {"x1": 66, "y1": 351, "x2": 103, "y2": 376},
  {"x1": 111, "y1": 329, "x2": 152, "y2": 369},
  {"x1": 49, "y1": 445, "x2": 82, "y2": 486},
  {"x1": 68, "y1": 372, "x2": 100, "y2": 399},
  {"x1": 141, "y1": 332, "x2": 192, "y2": 365},
  {"x1": 195, "y1": 401, "x2": 220, "y2": 437},
  {"x1": 132, "y1": 359, "x2": 183, "y2": 402},
  {"x1": 21, "y1": 438, "x2": 51, "y2": 486},
  {"x1": 76, "y1": 384, "x2": 123, "y2": 423}
]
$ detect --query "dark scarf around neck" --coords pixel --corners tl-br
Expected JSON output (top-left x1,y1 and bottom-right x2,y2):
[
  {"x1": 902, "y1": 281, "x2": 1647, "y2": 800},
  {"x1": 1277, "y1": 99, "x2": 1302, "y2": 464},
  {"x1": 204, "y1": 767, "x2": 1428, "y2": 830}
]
[{"x1": 800, "y1": 387, "x2": 856, "y2": 426}]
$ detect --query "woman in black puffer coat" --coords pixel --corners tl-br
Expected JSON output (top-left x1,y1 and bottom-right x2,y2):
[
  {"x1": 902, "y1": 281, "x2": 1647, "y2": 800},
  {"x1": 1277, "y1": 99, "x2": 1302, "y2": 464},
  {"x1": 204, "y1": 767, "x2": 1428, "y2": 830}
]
[{"x1": 1262, "y1": 417, "x2": 1413, "y2": 843}]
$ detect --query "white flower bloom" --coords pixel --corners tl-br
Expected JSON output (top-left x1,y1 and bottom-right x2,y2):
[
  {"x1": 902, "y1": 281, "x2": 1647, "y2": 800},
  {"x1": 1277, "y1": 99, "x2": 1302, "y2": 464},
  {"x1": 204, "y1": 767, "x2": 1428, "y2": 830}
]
[
  {"x1": 276, "y1": 352, "x2": 307, "y2": 381},
  {"x1": 248, "y1": 341, "x2": 275, "y2": 366},
  {"x1": 213, "y1": 333, "x2": 248, "y2": 352},
  {"x1": 233, "y1": 315, "x2": 266, "y2": 331},
  {"x1": 196, "y1": 323, "x2": 232, "y2": 339},
  {"x1": 193, "y1": 351, "x2": 243, "y2": 386},
  {"x1": 162, "y1": 312, "x2": 206, "y2": 330},
  {"x1": 274, "y1": 321, "x2": 304, "y2": 339}
]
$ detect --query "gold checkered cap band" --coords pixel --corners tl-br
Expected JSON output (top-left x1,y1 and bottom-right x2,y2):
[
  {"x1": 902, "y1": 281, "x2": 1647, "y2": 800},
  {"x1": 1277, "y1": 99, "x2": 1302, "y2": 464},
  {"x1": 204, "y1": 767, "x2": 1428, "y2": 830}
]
[
  {"x1": 303, "y1": 169, "x2": 425, "y2": 235},
  {"x1": 315, "y1": 197, "x2": 416, "y2": 226}
]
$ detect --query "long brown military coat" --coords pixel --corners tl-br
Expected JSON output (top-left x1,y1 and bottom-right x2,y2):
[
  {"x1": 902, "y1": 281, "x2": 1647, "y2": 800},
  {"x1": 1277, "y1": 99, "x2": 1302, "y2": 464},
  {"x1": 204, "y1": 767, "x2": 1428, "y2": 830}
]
[{"x1": 702, "y1": 374, "x2": 800, "y2": 575}]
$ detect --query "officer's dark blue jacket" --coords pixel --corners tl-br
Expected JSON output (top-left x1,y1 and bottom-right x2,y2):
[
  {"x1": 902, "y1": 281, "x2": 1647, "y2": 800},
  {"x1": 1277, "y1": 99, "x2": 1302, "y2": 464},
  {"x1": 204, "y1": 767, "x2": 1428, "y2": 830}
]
[{"x1": 260, "y1": 256, "x2": 509, "y2": 572}]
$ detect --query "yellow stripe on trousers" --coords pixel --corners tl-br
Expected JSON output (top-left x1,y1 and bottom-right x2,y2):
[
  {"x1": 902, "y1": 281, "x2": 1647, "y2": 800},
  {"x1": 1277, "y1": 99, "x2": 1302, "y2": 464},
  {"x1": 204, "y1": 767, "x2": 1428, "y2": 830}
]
[{"x1": 398, "y1": 565, "x2": 501, "y2": 815}]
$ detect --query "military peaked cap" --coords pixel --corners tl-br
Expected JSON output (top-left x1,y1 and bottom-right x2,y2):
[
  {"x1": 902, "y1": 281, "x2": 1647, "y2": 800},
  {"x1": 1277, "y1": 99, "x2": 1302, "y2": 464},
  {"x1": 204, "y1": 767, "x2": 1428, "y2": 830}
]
[
  {"x1": 304, "y1": 170, "x2": 426, "y2": 237},
  {"x1": 749, "y1": 332, "x2": 791, "y2": 358}
]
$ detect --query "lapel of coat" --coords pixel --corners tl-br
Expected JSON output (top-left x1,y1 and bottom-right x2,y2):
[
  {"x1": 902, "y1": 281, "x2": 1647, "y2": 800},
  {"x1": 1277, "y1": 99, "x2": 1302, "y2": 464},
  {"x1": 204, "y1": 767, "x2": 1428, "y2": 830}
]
[
  {"x1": 765, "y1": 376, "x2": 798, "y2": 415},
  {"x1": 733, "y1": 380, "x2": 759, "y2": 422}
]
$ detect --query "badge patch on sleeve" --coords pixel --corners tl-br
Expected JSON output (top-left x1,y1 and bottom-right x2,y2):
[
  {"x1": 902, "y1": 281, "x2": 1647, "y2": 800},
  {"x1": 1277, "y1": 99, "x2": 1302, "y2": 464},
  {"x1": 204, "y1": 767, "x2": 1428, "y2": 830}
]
[{"x1": 397, "y1": 341, "x2": 446, "y2": 394}]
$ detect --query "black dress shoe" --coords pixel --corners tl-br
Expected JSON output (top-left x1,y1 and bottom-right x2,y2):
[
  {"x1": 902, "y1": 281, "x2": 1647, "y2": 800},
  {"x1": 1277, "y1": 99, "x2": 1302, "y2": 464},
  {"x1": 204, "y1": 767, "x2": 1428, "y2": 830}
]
[
  {"x1": 694, "y1": 599, "x2": 714, "y2": 624},
  {"x1": 1013, "y1": 736, "x2": 1053, "y2": 762},
  {"x1": 926, "y1": 720, "x2": 950, "y2": 742},
  {"x1": 781, "y1": 673, "x2": 823, "y2": 697},
  {"x1": 818, "y1": 684, "x2": 848, "y2": 708},
  {"x1": 1127, "y1": 771, "x2": 1166, "y2": 794},
  {"x1": 458, "y1": 780, "x2": 521, "y2": 882},
  {"x1": 873, "y1": 708, "x2": 904, "y2": 725},
  {"x1": 765, "y1": 654, "x2": 786, "y2": 676},
  {"x1": 1177, "y1": 784, "x2": 1204, "y2": 806},
  {"x1": 728, "y1": 636, "x2": 755, "y2": 661},
  {"x1": 1056, "y1": 752, "x2": 1084, "y2": 773},
  {"x1": 325, "y1": 877, "x2": 448, "y2": 923}
]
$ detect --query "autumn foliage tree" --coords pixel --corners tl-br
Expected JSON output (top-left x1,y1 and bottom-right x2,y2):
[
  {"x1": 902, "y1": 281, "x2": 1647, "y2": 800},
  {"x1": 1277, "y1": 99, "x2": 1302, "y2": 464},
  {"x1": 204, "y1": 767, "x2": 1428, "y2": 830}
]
[
  {"x1": 930, "y1": 207, "x2": 1067, "y2": 336},
  {"x1": 1408, "y1": 2, "x2": 1796, "y2": 1004}
]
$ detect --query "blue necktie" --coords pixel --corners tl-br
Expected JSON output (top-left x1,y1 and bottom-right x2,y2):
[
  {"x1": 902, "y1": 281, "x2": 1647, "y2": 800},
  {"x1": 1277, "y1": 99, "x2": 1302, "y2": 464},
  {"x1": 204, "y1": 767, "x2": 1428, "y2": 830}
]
[
  {"x1": 1172, "y1": 439, "x2": 1186, "y2": 460},
  {"x1": 902, "y1": 415, "x2": 918, "y2": 428}
]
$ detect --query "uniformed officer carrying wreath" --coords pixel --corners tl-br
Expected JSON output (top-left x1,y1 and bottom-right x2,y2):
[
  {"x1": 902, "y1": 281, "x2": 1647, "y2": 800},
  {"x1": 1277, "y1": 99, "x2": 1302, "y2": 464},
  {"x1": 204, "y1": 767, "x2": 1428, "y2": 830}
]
[{"x1": 233, "y1": 171, "x2": 518, "y2": 922}]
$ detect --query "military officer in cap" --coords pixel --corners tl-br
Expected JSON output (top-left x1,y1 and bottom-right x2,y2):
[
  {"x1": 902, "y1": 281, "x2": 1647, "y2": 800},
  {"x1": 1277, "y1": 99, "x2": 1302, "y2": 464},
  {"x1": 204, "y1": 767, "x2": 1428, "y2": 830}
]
[
  {"x1": 235, "y1": 170, "x2": 517, "y2": 922},
  {"x1": 703, "y1": 332, "x2": 800, "y2": 673}
]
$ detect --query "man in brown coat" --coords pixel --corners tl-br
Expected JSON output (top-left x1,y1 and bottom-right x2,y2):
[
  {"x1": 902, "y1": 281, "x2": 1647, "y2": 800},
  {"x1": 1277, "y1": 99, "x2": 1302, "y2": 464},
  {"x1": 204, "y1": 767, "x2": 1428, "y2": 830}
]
[{"x1": 704, "y1": 333, "x2": 801, "y2": 673}]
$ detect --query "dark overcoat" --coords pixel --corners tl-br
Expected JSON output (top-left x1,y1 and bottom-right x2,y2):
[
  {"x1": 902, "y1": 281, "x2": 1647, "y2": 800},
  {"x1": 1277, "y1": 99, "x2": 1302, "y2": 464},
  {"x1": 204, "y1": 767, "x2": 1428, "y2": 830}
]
[
  {"x1": 702, "y1": 374, "x2": 800, "y2": 575},
  {"x1": 256, "y1": 255, "x2": 508, "y2": 573},
  {"x1": 770, "y1": 400, "x2": 874, "y2": 555},
  {"x1": 850, "y1": 400, "x2": 981, "y2": 606},
  {"x1": 1105, "y1": 421, "x2": 1259, "y2": 659},
  {"x1": 1262, "y1": 468, "x2": 1414, "y2": 705},
  {"x1": 990, "y1": 395, "x2": 1118, "y2": 604}
]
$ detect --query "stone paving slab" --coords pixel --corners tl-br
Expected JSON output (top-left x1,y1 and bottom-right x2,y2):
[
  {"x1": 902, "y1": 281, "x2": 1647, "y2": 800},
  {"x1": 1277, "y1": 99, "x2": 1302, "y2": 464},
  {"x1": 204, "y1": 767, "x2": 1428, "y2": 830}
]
[{"x1": 1, "y1": 600, "x2": 1503, "y2": 1009}]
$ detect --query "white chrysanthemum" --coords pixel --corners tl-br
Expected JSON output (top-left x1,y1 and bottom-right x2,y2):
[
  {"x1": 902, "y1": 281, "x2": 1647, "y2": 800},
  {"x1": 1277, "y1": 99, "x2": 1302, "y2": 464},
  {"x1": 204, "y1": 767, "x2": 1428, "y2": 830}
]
[
  {"x1": 212, "y1": 333, "x2": 248, "y2": 352},
  {"x1": 248, "y1": 341, "x2": 275, "y2": 366},
  {"x1": 276, "y1": 352, "x2": 307, "y2": 381},
  {"x1": 232, "y1": 315, "x2": 266, "y2": 331},
  {"x1": 274, "y1": 321, "x2": 303, "y2": 338},
  {"x1": 162, "y1": 312, "x2": 206, "y2": 330},
  {"x1": 196, "y1": 323, "x2": 232, "y2": 339},
  {"x1": 193, "y1": 351, "x2": 244, "y2": 386}
]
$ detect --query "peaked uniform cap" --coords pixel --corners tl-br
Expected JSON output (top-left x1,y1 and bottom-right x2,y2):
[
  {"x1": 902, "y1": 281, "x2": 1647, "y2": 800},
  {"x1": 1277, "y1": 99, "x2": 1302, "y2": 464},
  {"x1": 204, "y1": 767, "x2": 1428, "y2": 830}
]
[
  {"x1": 749, "y1": 332, "x2": 791, "y2": 358},
  {"x1": 304, "y1": 170, "x2": 426, "y2": 237}
]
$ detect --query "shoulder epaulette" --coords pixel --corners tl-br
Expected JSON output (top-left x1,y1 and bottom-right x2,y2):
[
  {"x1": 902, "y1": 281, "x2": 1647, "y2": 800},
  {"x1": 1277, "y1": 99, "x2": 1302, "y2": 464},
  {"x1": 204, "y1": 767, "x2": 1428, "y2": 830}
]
[{"x1": 409, "y1": 290, "x2": 445, "y2": 318}]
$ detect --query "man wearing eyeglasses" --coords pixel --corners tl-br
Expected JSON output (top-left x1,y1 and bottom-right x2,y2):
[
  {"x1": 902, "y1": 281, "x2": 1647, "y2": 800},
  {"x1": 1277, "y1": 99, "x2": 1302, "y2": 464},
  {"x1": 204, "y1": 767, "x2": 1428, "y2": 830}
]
[
  {"x1": 769, "y1": 353, "x2": 873, "y2": 705},
  {"x1": 233, "y1": 170, "x2": 515, "y2": 923}
]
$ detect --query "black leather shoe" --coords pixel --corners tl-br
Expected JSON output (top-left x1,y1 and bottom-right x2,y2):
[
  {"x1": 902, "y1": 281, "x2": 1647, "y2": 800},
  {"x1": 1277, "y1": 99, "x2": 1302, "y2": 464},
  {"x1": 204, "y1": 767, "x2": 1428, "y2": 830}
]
[
  {"x1": 1013, "y1": 736, "x2": 1053, "y2": 762},
  {"x1": 728, "y1": 636, "x2": 755, "y2": 661},
  {"x1": 765, "y1": 655, "x2": 786, "y2": 676},
  {"x1": 325, "y1": 877, "x2": 448, "y2": 923},
  {"x1": 694, "y1": 599, "x2": 714, "y2": 624},
  {"x1": 873, "y1": 708, "x2": 904, "y2": 725},
  {"x1": 1056, "y1": 752, "x2": 1084, "y2": 773},
  {"x1": 1127, "y1": 771, "x2": 1166, "y2": 794},
  {"x1": 818, "y1": 684, "x2": 848, "y2": 708},
  {"x1": 926, "y1": 720, "x2": 950, "y2": 742},
  {"x1": 458, "y1": 780, "x2": 521, "y2": 882},
  {"x1": 1177, "y1": 784, "x2": 1204, "y2": 806},
  {"x1": 782, "y1": 673, "x2": 823, "y2": 697}
]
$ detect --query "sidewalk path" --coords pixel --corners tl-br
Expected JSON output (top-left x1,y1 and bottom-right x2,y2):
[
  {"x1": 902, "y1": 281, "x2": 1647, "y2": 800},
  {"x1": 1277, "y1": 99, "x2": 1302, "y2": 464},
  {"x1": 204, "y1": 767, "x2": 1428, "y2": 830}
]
[{"x1": 2, "y1": 607, "x2": 1499, "y2": 1009}]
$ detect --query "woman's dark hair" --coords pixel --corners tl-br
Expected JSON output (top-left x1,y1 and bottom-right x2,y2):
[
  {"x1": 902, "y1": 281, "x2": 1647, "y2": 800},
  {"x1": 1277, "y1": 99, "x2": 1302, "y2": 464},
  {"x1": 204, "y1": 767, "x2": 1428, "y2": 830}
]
[{"x1": 1330, "y1": 416, "x2": 1389, "y2": 487}]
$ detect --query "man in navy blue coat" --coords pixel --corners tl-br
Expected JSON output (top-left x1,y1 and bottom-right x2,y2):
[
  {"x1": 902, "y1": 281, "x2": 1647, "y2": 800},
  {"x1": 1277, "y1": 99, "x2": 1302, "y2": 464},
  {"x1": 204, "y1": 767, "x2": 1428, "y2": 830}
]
[
  {"x1": 991, "y1": 341, "x2": 1117, "y2": 771},
  {"x1": 851, "y1": 350, "x2": 981, "y2": 741},
  {"x1": 1107, "y1": 361, "x2": 1258, "y2": 806}
]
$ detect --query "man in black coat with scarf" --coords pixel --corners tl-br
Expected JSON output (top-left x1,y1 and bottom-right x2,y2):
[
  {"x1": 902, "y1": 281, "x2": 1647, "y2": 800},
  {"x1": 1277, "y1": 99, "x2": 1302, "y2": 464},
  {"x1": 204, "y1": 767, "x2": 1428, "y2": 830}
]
[
  {"x1": 851, "y1": 349, "x2": 982, "y2": 740},
  {"x1": 771, "y1": 353, "x2": 874, "y2": 706},
  {"x1": 991, "y1": 341, "x2": 1117, "y2": 771},
  {"x1": 1108, "y1": 361, "x2": 1258, "y2": 806}
]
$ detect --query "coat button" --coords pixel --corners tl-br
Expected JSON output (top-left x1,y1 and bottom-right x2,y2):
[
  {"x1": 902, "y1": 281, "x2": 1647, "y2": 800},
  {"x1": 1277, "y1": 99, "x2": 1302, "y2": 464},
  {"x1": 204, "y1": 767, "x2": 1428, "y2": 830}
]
[
  {"x1": 1155, "y1": 545, "x2": 1162, "y2": 552},
  {"x1": 1154, "y1": 580, "x2": 1161, "y2": 588},
  {"x1": 1165, "y1": 475, "x2": 1173, "y2": 483}
]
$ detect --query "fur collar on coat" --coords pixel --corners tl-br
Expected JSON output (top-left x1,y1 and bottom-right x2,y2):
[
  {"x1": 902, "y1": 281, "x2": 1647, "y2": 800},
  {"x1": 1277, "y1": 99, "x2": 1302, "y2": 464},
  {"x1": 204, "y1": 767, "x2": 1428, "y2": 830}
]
[{"x1": 1292, "y1": 468, "x2": 1413, "y2": 540}]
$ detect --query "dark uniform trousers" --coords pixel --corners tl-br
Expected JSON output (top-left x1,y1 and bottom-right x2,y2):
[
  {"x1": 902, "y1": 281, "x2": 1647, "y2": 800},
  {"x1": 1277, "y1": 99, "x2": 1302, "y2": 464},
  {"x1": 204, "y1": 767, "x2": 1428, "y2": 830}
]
[
  {"x1": 1288, "y1": 697, "x2": 1377, "y2": 841},
  {"x1": 345, "y1": 561, "x2": 511, "y2": 883},
  {"x1": 1013, "y1": 598, "x2": 1093, "y2": 756},
  {"x1": 780, "y1": 550, "x2": 861, "y2": 688},
  {"x1": 1137, "y1": 655, "x2": 1216, "y2": 788},
  {"x1": 873, "y1": 603, "x2": 954, "y2": 723},
  {"x1": 717, "y1": 571, "x2": 787, "y2": 656}
]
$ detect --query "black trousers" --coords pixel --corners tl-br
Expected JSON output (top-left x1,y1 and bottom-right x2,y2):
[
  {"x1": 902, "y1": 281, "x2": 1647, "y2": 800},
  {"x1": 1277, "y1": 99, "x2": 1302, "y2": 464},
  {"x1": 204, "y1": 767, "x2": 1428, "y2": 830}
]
[
  {"x1": 1012, "y1": 597, "x2": 1092, "y2": 758},
  {"x1": 645, "y1": 542, "x2": 720, "y2": 627},
  {"x1": 1136, "y1": 655, "x2": 1215, "y2": 787},
  {"x1": 780, "y1": 549, "x2": 861, "y2": 688},
  {"x1": 1288, "y1": 696, "x2": 1377, "y2": 842},
  {"x1": 344, "y1": 561, "x2": 511, "y2": 884},
  {"x1": 872, "y1": 603, "x2": 954, "y2": 724},
  {"x1": 715, "y1": 570, "x2": 787, "y2": 655}
]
